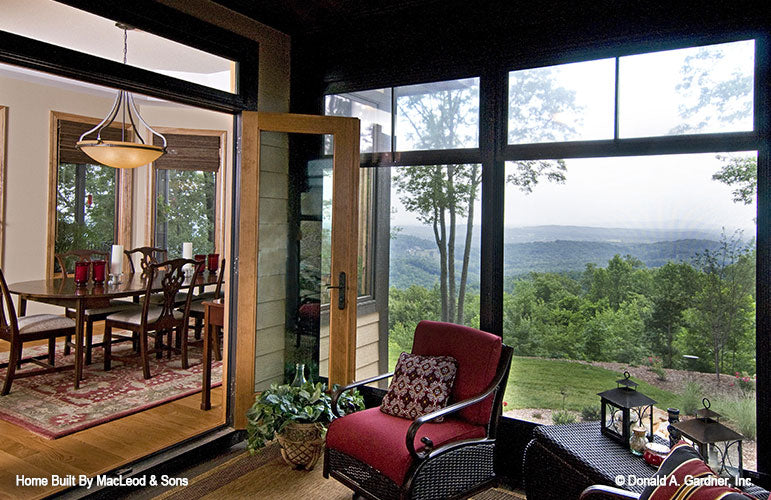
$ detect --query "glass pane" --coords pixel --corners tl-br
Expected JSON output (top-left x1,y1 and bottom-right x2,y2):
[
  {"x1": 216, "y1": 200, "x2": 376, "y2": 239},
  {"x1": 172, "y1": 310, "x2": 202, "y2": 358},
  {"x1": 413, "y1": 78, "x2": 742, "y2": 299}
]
[
  {"x1": 395, "y1": 78, "x2": 479, "y2": 151},
  {"x1": 619, "y1": 40, "x2": 754, "y2": 138},
  {"x1": 502, "y1": 153, "x2": 757, "y2": 471},
  {"x1": 357, "y1": 167, "x2": 373, "y2": 297},
  {"x1": 55, "y1": 163, "x2": 117, "y2": 271},
  {"x1": 509, "y1": 59, "x2": 615, "y2": 144},
  {"x1": 325, "y1": 89, "x2": 392, "y2": 154},
  {"x1": 1, "y1": 0, "x2": 235, "y2": 93},
  {"x1": 155, "y1": 169, "x2": 217, "y2": 258},
  {"x1": 388, "y1": 164, "x2": 482, "y2": 370}
]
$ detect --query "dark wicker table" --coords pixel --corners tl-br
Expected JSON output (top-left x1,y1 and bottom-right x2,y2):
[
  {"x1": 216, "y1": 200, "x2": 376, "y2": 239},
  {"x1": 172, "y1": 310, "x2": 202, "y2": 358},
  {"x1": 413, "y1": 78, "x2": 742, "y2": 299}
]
[{"x1": 522, "y1": 421, "x2": 768, "y2": 500}]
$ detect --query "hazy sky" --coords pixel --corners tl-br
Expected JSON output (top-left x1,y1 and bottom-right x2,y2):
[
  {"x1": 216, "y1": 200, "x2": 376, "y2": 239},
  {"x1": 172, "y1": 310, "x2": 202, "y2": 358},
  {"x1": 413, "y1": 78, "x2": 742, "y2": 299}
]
[{"x1": 390, "y1": 40, "x2": 757, "y2": 235}]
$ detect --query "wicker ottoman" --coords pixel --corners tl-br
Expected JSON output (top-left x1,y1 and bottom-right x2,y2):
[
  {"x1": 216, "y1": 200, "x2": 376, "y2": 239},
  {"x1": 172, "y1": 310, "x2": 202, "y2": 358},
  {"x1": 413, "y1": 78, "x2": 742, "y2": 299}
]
[{"x1": 522, "y1": 421, "x2": 768, "y2": 500}]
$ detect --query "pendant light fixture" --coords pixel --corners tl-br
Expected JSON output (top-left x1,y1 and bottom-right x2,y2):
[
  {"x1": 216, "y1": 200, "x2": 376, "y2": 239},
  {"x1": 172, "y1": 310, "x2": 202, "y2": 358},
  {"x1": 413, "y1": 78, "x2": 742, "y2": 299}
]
[{"x1": 77, "y1": 24, "x2": 166, "y2": 169}]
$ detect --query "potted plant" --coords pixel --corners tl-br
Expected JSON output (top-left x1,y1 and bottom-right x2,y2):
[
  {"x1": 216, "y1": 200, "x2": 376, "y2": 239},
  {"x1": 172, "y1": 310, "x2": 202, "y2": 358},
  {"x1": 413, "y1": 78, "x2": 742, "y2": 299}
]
[{"x1": 246, "y1": 381, "x2": 364, "y2": 470}]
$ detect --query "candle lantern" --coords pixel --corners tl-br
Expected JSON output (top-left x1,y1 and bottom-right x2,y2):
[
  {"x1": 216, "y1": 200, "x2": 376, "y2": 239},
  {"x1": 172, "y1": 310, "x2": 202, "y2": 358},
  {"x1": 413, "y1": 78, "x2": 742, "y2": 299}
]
[
  {"x1": 671, "y1": 398, "x2": 744, "y2": 480},
  {"x1": 598, "y1": 371, "x2": 656, "y2": 446}
]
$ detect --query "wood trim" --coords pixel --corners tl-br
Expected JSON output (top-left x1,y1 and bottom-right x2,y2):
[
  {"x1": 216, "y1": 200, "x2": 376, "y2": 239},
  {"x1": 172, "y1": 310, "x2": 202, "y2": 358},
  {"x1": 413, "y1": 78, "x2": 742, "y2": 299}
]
[
  {"x1": 47, "y1": 112, "x2": 133, "y2": 278},
  {"x1": 233, "y1": 112, "x2": 260, "y2": 429},
  {"x1": 0, "y1": 106, "x2": 6, "y2": 268},
  {"x1": 146, "y1": 127, "x2": 227, "y2": 256},
  {"x1": 233, "y1": 112, "x2": 360, "y2": 428}
]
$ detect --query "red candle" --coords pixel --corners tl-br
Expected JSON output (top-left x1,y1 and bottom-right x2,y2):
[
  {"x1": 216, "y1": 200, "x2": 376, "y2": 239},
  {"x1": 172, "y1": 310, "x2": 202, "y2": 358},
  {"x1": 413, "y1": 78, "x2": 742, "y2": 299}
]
[
  {"x1": 74, "y1": 261, "x2": 89, "y2": 286},
  {"x1": 92, "y1": 260, "x2": 106, "y2": 283},
  {"x1": 208, "y1": 253, "x2": 220, "y2": 273},
  {"x1": 194, "y1": 254, "x2": 206, "y2": 274}
]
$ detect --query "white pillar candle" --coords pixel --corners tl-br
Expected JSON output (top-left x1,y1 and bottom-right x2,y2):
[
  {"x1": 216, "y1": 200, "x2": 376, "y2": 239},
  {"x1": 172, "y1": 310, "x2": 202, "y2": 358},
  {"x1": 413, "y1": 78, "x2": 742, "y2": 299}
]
[
  {"x1": 110, "y1": 244, "x2": 124, "y2": 276},
  {"x1": 182, "y1": 242, "x2": 193, "y2": 260}
]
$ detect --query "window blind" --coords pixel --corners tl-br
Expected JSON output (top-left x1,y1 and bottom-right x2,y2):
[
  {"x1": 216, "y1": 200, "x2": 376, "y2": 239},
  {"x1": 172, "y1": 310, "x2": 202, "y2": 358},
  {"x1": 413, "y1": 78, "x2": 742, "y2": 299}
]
[
  {"x1": 58, "y1": 120, "x2": 124, "y2": 165},
  {"x1": 152, "y1": 133, "x2": 221, "y2": 172}
]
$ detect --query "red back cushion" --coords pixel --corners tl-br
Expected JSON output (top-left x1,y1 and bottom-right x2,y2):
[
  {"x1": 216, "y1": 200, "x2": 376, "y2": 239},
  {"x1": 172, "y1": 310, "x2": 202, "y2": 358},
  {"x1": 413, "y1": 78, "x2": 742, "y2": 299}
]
[{"x1": 410, "y1": 320, "x2": 502, "y2": 425}]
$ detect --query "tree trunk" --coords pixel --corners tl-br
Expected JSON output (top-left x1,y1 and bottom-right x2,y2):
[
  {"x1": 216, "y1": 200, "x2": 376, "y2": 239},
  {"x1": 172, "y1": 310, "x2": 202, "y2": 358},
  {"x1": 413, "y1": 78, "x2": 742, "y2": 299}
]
[
  {"x1": 457, "y1": 165, "x2": 480, "y2": 325},
  {"x1": 447, "y1": 165, "x2": 457, "y2": 323}
]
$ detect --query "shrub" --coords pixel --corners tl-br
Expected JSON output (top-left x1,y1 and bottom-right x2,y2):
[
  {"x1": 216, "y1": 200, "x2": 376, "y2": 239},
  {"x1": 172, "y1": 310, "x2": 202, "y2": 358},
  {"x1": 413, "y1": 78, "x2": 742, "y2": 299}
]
[
  {"x1": 581, "y1": 405, "x2": 601, "y2": 422},
  {"x1": 552, "y1": 410, "x2": 577, "y2": 425},
  {"x1": 532, "y1": 412, "x2": 543, "y2": 420},
  {"x1": 680, "y1": 381, "x2": 704, "y2": 416},
  {"x1": 719, "y1": 395, "x2": 756, "y2": 440},
  {"x1": 730, "y1": 371, "x2": 756, "y2": 395},
  {"x1": 652, "y1": 364, "x2": 667, "y2": 381}
]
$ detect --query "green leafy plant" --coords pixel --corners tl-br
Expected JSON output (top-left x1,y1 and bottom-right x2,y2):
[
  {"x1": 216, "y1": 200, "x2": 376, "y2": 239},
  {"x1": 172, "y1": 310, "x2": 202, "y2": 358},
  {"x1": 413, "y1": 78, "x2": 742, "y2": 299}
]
[
  {"x1": 552, "y1": 410, "x2": 577, "y2": 425},
  {"x1": 581, "y1": 405, "x2": 601, "y2": 422},
  {"x1": 246, "y1": 381, "x2": 364, "y2": 454}
]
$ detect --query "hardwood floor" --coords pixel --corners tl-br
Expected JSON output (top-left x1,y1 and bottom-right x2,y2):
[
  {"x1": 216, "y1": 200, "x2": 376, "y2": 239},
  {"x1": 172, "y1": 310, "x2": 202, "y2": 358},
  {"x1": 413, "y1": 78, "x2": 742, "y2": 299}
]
[{"x1": 0, "y1": 327, "x2": 227, "y2": 500}]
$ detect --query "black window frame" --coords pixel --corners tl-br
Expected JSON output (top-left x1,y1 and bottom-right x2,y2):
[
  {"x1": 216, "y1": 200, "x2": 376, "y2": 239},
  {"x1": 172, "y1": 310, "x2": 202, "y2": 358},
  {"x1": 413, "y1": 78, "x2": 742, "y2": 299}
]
[{"x1": 321, "y1": 32, "x2": 770, "y2": 480}]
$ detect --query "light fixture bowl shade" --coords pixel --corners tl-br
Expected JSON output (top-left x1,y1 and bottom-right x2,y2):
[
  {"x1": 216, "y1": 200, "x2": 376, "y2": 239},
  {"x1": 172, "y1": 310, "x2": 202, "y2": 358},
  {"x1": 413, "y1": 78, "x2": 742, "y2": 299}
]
[{"x1": 77, "y1": 140, "x2": 165, "y2": 169}]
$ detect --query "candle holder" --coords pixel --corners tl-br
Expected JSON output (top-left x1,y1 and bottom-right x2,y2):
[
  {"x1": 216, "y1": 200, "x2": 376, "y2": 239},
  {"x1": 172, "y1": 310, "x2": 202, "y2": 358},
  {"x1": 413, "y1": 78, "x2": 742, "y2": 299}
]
[
  {"x1": 208, "y1": 253, "x2": 220, "y2": 274},
  {"x1": 92, "y1": 260, "x2": 106, "y2": 284},
  {"x1": 74, "y1": 261, "x2": 89, "y2": 287}
]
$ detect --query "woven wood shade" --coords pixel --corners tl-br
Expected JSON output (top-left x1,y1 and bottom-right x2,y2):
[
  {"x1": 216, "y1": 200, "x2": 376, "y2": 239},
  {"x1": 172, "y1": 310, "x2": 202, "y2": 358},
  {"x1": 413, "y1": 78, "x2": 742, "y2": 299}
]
[
  {"x1": 58, "y1": 120, "x2": 125, "y2": 165},
  {"x1": 153, "y1": 134, "x2": 221, "y2": 172}
]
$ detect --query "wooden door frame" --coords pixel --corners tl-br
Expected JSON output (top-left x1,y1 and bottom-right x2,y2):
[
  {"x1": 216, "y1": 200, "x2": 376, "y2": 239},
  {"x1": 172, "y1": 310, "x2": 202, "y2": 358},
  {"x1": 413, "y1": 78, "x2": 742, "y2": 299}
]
[{"x1": 234, "y1": 112, "x2": 360, "y2": 428}]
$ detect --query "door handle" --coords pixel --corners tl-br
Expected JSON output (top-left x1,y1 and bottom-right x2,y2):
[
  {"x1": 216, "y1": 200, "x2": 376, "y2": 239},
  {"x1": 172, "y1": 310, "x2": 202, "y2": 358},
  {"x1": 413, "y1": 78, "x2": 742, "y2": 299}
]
[{"x1": 325, "y1": 272, "x2": 346, "y2": 310}]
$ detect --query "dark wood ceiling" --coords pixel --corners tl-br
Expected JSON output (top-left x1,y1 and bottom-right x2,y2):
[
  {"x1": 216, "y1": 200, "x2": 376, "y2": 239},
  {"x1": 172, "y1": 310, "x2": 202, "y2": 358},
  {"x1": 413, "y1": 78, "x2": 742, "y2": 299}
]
[{"x1": 213, "y1": 0, "x2": 448, "y2": 36}]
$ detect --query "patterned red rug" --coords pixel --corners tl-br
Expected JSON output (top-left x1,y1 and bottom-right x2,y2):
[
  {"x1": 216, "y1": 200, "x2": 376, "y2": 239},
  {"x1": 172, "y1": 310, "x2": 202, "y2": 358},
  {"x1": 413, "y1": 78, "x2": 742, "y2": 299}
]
[{"x1": 0, "y1": 338, "x2": 222, "y2": 439}]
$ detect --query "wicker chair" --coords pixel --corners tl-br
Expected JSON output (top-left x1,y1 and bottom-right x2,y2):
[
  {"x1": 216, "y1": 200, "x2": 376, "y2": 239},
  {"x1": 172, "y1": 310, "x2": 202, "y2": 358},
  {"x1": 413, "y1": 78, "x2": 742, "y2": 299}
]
[
  {"x1": 103, "y1": 258, "x2": 199, "y2": 378},
  {"x1": 324, "y1": 320, "x2": 514, "y2": 500}
]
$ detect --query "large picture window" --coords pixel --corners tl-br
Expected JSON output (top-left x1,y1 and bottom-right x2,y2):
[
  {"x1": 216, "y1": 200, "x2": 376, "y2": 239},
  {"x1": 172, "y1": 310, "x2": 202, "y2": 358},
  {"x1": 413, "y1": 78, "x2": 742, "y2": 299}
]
[
  {"x1": 150, "y1": 131, "x2": 225, "y2": 258},
  {"x1": 326, "y1": 36, "x2": 760, "y2": 470},
  {"x1": 51, "y1": 116, "x2": 123, "y2": 274}
]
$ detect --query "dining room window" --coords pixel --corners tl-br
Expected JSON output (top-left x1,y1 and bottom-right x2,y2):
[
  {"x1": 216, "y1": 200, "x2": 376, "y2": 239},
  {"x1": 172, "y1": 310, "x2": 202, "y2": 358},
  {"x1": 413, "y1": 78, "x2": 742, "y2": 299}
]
[
  {"x1": 53, "y1": 117, "x2": 122, "y2": 273},
  {"x1": 151, "y1": 131, "x2": 225, "y2": 258}
]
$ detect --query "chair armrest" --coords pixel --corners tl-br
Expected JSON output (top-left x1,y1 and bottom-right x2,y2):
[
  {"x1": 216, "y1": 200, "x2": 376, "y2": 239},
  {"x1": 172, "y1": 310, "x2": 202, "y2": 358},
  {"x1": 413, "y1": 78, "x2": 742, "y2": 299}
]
[
  {"x1": 579, "y1": 485, "x2": 640, "y2": 500},
  {"x1": 331, "y1": 371, "x2": 394, "y2": 418},
  {"x1": 405, "y1": 348, "x2": 512, "y2": 460}
]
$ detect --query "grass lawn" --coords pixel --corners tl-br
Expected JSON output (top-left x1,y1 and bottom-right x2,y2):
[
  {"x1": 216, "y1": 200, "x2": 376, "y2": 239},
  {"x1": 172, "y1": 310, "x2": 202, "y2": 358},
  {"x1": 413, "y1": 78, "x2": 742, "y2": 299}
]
[
  {"x1": 387, "y1": 344, "x2": 680, "y2": 412},
  {"x1": 505, "y1": 356, "x2": 680, "y2": 411}
]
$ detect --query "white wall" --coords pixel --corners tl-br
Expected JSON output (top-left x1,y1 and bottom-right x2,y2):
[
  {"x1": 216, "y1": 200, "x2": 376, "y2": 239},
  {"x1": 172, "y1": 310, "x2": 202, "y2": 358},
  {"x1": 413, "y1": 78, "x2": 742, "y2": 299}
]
[{"x1": 0, "y1": 72, "x2": 236, "y2": 314}]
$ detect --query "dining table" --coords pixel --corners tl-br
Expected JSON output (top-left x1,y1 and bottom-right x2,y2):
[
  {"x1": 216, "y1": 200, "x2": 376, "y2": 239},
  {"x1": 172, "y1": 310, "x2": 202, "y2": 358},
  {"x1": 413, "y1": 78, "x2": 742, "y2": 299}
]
[{"x1": 8, "y1": 271, "x2": 221, "y2": 389}]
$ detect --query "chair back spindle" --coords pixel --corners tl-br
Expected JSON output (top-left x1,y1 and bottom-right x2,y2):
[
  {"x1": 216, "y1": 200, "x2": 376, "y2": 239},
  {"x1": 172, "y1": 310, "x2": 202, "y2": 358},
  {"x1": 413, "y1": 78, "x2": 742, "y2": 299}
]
[{"x1": 125, "y1": 247, "x2": 167, "y2": 276}]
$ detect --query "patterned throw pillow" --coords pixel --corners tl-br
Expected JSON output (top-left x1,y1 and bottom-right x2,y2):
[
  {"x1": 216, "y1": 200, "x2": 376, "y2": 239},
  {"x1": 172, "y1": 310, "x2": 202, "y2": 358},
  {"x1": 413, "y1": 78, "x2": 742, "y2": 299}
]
[
  {"x1": 380, "y1": 352, "x2": 458, "y2": 421},
  {"x1": 640, "y1": 441, "x2": 758, "y2": 500}
]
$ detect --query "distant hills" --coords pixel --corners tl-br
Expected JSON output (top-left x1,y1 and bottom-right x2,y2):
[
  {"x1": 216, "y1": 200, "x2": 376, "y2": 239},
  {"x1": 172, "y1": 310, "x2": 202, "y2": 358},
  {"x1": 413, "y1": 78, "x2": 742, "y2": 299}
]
[{"x1": 389, "y1": 225, "x2": 732, "y2": 290}]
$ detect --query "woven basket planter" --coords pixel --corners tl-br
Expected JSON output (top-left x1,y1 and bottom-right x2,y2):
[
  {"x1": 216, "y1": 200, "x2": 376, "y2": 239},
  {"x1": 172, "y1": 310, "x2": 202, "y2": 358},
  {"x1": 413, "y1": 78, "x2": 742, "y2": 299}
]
[{"x1": 276, "y1": 422, "x2": 326, "y2": 470}]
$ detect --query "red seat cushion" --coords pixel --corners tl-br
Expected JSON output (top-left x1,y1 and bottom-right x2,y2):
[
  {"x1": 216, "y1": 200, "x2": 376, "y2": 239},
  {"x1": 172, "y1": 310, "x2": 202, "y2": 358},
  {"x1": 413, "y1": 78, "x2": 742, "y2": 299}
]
[
  {"x1": 326, "y1": 407, "x2": 486, "y2": 486},
  {"x1": 411, "y1": 320, "x2": 502, "y2": 425}
]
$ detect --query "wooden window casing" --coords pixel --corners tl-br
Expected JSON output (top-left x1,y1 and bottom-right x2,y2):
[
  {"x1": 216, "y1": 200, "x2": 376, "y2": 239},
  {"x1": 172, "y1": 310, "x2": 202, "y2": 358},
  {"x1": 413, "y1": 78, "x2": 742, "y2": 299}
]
[{"x1": 46, "y1": 112, "x2": 133, "y2": 278}]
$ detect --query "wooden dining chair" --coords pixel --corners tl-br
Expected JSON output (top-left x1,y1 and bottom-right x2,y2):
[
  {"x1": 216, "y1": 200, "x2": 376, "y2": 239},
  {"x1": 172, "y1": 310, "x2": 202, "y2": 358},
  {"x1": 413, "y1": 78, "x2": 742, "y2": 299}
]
[
  {"x1": 103, "y1": 258, "x2": 200, "y2": 379},
  {"x1": 186, "y1": 258, "x2": 226, "y2": 362},
  {"x1": 54, "y1": 249, "x2": 139, "y2": 364},
  {"x1": 0, "y1": 268, "x2": 77, "y2": 395},
  {"x1": 124, "y1": 247, "x2": 167, "y2": 276}
]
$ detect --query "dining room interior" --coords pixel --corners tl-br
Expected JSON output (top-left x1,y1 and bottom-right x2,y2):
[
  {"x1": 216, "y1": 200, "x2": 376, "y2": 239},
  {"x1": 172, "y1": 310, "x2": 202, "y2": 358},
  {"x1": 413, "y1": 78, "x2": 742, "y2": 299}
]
[
  {"x1": 0, "y1": 1, "x2": 251, "y2": 495},
  {"x1": 1, "y1": 0, "x2": 771, "y2": 499}
]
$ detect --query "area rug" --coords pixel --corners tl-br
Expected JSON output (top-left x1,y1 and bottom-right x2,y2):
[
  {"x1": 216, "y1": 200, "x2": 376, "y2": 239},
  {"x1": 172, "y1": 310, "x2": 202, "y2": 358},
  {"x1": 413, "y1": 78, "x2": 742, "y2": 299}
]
[{"x1": 0, "y1": 338, "x2": 222, "y2": 439}]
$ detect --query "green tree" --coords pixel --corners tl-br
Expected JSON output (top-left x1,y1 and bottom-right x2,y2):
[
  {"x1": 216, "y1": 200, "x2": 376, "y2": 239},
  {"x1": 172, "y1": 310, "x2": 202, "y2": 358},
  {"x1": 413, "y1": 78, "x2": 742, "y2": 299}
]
[
  {"x1": 684, "y1": 232, "x2": 755, "y2": 380},
  {"x1": 648, "y1": 262, "x2": 700, "y2": 367},
  {"x1": 394, "y1": 72, "x2": 576, "y2": 324},
  {"x1": 55, "y1": 163, "x2": 116, "y2": 269},
  {"x1": 156, "y1": 169, "x2": 216, "y2": 257}
]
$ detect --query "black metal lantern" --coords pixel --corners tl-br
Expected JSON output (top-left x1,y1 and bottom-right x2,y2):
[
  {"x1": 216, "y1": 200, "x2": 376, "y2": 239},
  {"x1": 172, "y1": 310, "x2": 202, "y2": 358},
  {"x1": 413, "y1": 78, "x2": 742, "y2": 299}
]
[
  {"x1": 671, "y1": 398, "x2": 744, "y2": 480},
  {"x1": 598, "y1": 372, "x2": 656, "y2": 446}
]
